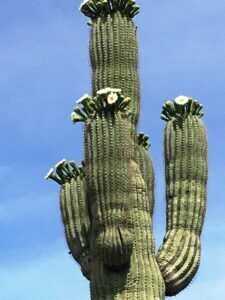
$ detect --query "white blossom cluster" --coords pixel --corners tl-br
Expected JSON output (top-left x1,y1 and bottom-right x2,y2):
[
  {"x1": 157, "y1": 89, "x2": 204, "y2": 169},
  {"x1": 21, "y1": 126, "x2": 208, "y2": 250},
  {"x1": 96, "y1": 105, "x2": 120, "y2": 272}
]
[
  {"x1": 174, "y1": 95, "x2": 189, "y2": 106},
  {"x1": 97, "y1": 87, "x2": 121, "y2": 104},
  {"x1": 161, "y1": 96, "x2": 204, "y2": 122},
  {"x1": 71, "y1": 87, "x2": 131, "y2": 123}
]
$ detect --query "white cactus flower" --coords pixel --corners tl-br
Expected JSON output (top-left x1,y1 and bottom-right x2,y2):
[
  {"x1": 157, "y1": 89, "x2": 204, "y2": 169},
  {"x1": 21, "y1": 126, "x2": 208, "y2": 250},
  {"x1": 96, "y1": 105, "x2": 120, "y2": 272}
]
[
  {"x1": 55, "y1": 159, "x2": 66, "y2": 169},
  {"x1": 97, "y1": 87, "x2": 111, "y2": 95},
  {"x1": 174, "y1": 95, "x2": 189, "y2": 105},
  {"x1": 97, "y1": 87, "x2": 121, "y2": 96},
  {"x1": 107, "y1": 92, "x2": 118, "y2": 104},
  {"x1": 76, "y1": 93, "x2": 90, "y2": 104},
  {"x1": 110, "y1": 88, "x2": 121, "y2": 93},
  {"x1": 45, "y1": 168, "x2": 54, "y2": 180}
]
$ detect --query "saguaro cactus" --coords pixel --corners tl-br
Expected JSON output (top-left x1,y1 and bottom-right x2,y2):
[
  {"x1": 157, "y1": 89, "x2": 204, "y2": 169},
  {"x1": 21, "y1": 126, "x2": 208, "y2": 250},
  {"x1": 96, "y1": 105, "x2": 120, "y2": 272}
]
[{"x1": 45, "y1": 1, "x2": 208, "y2": 299}]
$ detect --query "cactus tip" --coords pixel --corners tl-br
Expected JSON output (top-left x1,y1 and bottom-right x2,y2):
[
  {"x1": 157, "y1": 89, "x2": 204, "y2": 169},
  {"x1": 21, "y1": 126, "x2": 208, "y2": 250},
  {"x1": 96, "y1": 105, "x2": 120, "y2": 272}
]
[
  {"x1": 76, "y1": 93, "x2": 91, "y2": 104},
  {"x1": 55, "y1": 159, "x2": 66, "y2": 169},
  {"x1": 44, "y1": 168, "x2": 54, "y2": 180},
  {"x1": 162, "y1": 96, "x2": 204, "y2": 122},
  {"x1": 79, "y1": 0, "x2": 140, "y2": 19}
]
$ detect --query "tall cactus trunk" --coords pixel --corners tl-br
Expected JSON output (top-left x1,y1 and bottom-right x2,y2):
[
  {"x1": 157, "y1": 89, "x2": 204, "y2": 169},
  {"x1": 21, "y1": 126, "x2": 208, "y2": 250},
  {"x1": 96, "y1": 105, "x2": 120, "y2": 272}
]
[
  {"x1": 90, "y1": 159, "x2": 165, "y2": 299},
  {"x1": 90, "y1": 11, "x2": 140, "y2": 125},
  {"x1": 84, "y1": 112, "x2": 133, "y2": 269},
  {"x1": 45, "y1": 1, "x2": 208, "y2": 299}
]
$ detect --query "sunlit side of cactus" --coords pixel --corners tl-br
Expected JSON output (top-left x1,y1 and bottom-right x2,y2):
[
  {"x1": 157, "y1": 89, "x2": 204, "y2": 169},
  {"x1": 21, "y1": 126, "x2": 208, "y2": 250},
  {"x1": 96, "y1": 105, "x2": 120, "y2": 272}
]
[{"x1": 45, "y1": 1, "x2": 208, "y2": 299}]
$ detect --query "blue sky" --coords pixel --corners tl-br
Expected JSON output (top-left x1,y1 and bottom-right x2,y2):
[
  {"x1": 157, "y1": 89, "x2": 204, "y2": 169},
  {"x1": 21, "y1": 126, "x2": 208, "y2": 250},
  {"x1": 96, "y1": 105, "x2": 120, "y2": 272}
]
[{"x1": 1, "y1": 0, "x2": 225, "y2": 299}]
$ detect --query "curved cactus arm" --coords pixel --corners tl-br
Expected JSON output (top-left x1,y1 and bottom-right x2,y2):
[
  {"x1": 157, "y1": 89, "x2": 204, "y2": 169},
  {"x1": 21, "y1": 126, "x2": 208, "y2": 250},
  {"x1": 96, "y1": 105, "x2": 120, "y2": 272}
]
[
  {"x1": 156, "y1": 97, "x2": 208, "y2": 296},
  {"x1": 135, "y1": 132, "x2": 155, "y2": 216},
  {"x1": 45, "y1": 160, "x2": 92, "y2": 279}
]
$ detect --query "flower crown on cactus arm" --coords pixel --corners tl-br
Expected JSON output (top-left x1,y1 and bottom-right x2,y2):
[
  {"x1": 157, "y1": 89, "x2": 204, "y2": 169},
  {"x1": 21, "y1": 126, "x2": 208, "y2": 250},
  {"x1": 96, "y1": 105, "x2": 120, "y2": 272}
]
[
  {"x1": 137, "y1": 132, "x2": 151, "y2": 150},
  {"x1": 161, "y1": 95, "x2": 204, "y2": 122},
  {"x1": 80, "y1": 0, "x2": 140, "y2": 19},
  {"x1": 71, "y1": 88, "x2": 132, "y2": 123},
  {"x1": 45, "y1": 160, "x2": 85, "y2": 184}
]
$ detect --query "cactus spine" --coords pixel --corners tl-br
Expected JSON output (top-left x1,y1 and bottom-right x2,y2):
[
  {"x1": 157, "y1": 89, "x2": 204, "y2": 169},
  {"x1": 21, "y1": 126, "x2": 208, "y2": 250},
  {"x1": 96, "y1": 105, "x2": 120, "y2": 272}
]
[{"x1": 45, "y1": 1, "x2": 208, "y2": 299}]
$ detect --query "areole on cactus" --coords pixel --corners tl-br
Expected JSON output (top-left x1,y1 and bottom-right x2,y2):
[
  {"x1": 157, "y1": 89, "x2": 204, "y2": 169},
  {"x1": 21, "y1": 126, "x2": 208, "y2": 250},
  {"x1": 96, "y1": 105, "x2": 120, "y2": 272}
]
[{"x1": 45, "y1": 0, "x2": 208, "y2": 299}]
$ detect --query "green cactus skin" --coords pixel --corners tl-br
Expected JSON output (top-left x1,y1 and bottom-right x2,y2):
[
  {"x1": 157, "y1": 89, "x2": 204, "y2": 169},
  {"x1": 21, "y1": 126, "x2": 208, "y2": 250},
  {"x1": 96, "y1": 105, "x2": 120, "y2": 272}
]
[
  {"x1": 136, "y1": 133, "x2": 155, "y2": 217},
  {"x1": 45, "y1": 160, "x2": 92, "y2": 279},
  {"x1": 90, "y1": 160, "x2": 165, "y2": 299},
  {"x1": 46, "y1": 1, "x2": 208, "y2": 299},
  {"x1": 85, "y1": 111, "x2": 133, "y2": 269},
  {"x1": 71, "y1": 91, "x2": 134, "y2": 269},
  {"x1": 157, "y1": 98, "x2": 208, "y2": 296},
  {"x1": 89, "y1": 10, "x2": 140, "y2": 125}
]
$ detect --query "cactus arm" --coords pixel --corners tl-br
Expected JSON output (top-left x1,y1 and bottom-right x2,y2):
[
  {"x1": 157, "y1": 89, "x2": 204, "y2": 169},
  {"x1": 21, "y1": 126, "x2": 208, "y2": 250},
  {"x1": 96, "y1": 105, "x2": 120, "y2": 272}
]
[
  {"x1": 156, "y1": 98, "x2": 208, "y2": 296},
  {"x1": 136, "y1": 132, "x2": 155, "y2": 216},
  {"x1": 74, "y1": 90, "x2": 133, "y2": 269},
  {"x1": 45, "y1": 160, "x2": 92, "y2": 279}
]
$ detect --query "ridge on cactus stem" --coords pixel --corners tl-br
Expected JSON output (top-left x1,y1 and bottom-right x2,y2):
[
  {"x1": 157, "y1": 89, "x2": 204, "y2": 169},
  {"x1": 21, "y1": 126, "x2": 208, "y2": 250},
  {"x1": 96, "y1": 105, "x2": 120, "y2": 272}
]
[{"x1": 46, "y1": 1, "x2": 208, "y2": 299}]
